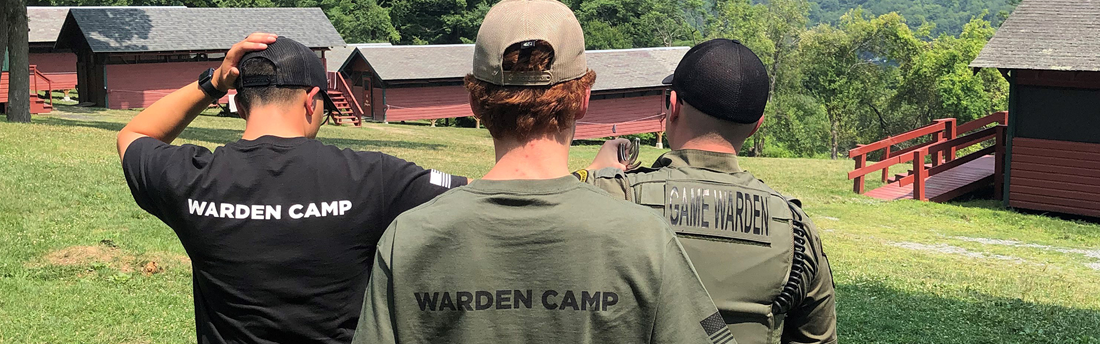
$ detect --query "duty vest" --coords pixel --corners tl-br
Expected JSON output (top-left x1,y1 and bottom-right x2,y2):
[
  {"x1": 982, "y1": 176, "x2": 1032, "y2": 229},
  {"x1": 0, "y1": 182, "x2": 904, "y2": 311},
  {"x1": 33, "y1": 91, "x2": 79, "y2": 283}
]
[{"x1": 584, "y1": 150, "x2": 826, "y2": 344}]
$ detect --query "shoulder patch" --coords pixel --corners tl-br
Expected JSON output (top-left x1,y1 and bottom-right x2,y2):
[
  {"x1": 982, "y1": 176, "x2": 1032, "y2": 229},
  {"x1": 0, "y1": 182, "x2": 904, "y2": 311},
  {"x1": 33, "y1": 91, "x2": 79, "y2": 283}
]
[{"x1": 571, "y1": 169, "x2": 589, "y2": 183}]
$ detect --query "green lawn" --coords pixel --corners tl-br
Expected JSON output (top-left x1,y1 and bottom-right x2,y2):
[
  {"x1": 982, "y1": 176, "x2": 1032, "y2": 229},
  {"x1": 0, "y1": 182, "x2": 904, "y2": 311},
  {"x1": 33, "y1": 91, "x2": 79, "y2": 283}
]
[{"x1": 2, "y1": 105, "x2": 1098, "y2": 343}]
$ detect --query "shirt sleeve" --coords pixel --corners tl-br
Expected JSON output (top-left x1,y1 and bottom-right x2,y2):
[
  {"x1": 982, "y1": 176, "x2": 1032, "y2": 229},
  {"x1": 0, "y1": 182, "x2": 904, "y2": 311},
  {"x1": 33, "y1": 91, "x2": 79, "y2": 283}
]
[
  {"x1": 352, "y1": 227, "x2": 398, "y2": 344},
  {"x1": 782, "y1": 211, "x2": 838, "y2": 344},
  {"x1": 380, "y1": 154, "x2": 467, "y2": 224},
  {"x1": 651, "y1": 231, "x2": 733, "y2": 344},
  {"x1": 577, "y1": 168, "x2": 631, "y2": 201},
  {"x1": 120, "y1": 137, "x2": 210, "y2": 220}
]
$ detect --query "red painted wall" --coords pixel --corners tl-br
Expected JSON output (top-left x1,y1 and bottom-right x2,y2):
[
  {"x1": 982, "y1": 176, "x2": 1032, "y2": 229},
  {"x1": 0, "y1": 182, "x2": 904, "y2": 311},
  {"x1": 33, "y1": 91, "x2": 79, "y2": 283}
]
[
  {"x1": 29, "y1": 53, "x2": 78, "y2": 91},
  {"x1": 378, "y1": 85, "x2": 665, "y2": 139},
  {"x1": 383, "y1": 85, "x2": 472, "y2": 122},
  {"x1": 575, "y1": 95, "x2": 665, "y2": 139},
  {"x1": 1009, "y1": 138, "x2": 1100, "y2": 218},
  {"x1": 106, "y1": 61, "x2": 231, "y2": 109}
]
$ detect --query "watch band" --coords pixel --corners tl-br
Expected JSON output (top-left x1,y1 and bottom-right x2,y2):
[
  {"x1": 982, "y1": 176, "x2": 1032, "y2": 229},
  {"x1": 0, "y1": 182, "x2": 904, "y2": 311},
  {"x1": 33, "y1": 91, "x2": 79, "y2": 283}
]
[{"x1": 198, "y1": 68, "x2": 228, "y2": 100}]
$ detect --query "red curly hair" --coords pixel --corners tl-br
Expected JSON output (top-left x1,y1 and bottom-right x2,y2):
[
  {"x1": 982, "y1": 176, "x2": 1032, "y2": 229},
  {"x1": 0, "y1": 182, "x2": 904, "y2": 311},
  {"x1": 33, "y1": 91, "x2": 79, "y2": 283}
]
[{"x1": 465, "y1": 40, "x2": 597, "y2": 140}]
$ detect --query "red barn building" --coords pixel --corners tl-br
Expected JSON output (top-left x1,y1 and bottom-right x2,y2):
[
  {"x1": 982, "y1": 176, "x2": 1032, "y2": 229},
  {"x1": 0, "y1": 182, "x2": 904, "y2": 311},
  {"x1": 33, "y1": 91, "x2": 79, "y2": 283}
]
[
  {"x1": 27, "y1": 6, "x2": 185, "y2": 99},
  {"x1": 332, "y1": 44, "x2": 687, "y2": 139},
  {"x1": 971, "y1": 0, "x2": 1100, "y2": 217},
  {"x1": 54, "y1": 7, "x2": 345, "y2": 109}
]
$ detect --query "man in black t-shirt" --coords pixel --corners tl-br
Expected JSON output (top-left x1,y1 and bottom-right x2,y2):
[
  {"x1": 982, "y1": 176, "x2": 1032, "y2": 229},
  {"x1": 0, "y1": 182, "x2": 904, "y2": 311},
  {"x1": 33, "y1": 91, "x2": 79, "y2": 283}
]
[{"x1": 116, "y1": 33, "x2": 467, "y2": 344}]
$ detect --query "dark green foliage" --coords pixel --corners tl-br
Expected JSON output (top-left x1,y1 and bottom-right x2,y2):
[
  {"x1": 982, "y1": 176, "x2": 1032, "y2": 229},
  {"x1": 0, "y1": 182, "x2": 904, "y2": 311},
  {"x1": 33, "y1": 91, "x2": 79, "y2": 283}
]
[{"x1": 802, "y1": 0, "x2": 1017, "y2": 35}]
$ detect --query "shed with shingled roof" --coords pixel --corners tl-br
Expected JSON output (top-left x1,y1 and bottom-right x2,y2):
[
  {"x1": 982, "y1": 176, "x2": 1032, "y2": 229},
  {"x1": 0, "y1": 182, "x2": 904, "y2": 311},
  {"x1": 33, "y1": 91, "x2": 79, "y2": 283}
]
[
  {"x1": 970, "y1": 0, "x2": 1100, "y2": 218},
  {"x1": 55, "y1": 7, "x2": 345, "y2": 109}
]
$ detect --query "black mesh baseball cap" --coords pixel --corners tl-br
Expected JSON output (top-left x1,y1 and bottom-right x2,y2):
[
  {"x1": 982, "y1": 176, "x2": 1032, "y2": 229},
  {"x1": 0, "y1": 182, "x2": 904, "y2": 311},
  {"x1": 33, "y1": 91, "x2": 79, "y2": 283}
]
[
  {"x1": 661, "y1": 39, "x2": 769, "y2": 124},
  {"x1": 236, "y1": 36, "x2": 338, "y2": 113}
]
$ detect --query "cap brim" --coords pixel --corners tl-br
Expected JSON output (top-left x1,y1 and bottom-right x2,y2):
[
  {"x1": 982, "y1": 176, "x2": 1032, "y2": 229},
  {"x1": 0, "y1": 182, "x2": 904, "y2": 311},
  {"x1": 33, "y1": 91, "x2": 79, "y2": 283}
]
[
  {"x1": 320, "y1": 91, "x2": 339, "y2": 114},
  {"x1": 661, "y1": 74, "x2": 674, "y2": 85}
]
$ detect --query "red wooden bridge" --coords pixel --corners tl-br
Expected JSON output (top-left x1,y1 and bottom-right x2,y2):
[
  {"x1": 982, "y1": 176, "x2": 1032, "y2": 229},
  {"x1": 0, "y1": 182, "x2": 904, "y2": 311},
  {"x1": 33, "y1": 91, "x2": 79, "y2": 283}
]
[{"x1": 848, "y1": 112, "x2": 1008, "y2": 202}]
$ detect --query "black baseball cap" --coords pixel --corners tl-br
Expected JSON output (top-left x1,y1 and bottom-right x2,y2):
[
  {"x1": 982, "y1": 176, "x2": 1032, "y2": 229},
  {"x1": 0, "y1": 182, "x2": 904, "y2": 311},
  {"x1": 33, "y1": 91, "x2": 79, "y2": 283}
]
[
  {"x1": 662, "y1": 39, "x2": 769, "y2": 124},
  {"x1": 236, "y1": 36, "x2": 338, "y2": 113}
]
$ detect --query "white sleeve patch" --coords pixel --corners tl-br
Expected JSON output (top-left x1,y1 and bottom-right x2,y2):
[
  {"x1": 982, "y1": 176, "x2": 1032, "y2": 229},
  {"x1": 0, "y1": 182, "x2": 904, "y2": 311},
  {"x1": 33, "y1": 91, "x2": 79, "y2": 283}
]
[{"x1": 430, "y1": 169, "x2": 452, "y2": 188}]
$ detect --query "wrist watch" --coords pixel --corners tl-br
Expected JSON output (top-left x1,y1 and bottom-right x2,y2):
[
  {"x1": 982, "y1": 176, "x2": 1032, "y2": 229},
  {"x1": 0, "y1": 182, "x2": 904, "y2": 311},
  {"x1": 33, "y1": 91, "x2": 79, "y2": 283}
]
[{"x1": 198, "y1": 68, "x2": 227, "y2": 100}]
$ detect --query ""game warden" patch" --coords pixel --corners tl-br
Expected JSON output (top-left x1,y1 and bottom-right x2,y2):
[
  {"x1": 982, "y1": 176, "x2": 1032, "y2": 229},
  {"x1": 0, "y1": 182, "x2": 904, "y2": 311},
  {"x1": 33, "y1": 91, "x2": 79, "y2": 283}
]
[{"x1": 664, "y1": 181, "x2": 777, "y2": 245}]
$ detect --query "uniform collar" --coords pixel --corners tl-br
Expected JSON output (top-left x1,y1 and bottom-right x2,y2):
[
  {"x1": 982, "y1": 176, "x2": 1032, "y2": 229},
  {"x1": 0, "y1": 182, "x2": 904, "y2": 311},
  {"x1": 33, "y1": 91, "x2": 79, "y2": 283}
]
[{"x1": 652, "y1": 149, "x2": 743, "y2": 173}]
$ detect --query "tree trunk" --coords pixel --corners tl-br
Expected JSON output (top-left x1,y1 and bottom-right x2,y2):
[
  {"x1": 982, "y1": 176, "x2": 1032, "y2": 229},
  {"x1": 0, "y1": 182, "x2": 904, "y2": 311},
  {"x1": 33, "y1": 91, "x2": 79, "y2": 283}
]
[
  {"x1": 829, "y1": 112, "x2": 840, "y2": 160},
  {"x1": 6, "y1": 0, "x2": 30, "y2": 123}
]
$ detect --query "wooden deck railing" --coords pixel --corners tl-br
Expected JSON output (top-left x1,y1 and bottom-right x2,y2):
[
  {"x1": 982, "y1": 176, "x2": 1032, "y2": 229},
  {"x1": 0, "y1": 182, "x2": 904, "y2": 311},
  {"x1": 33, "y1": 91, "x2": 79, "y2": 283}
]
[
  {"x1": 30, "y1": 65, "x2": 53, "y2": 108},
  {"x1": 848, "y1": 111, "x2": 1009, "y2": 195}
]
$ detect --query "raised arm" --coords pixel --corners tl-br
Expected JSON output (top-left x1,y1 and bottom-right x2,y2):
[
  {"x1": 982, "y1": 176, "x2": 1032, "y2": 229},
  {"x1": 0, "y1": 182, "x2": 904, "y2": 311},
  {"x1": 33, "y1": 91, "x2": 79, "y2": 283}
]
[{"x1": 116, "y1": 33, "x2": 278, "y2": 161}]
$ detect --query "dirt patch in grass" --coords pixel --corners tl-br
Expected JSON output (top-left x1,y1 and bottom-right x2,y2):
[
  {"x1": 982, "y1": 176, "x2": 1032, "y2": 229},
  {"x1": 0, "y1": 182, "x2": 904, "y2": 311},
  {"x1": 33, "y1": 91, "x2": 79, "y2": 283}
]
[{"x1": 38, "y1": 245, "x2": 135, "y2": 273}]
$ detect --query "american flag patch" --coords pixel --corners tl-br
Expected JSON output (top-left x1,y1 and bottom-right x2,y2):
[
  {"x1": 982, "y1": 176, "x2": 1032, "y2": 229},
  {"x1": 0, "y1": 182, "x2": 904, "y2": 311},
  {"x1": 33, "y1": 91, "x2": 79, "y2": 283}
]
[
  {"x1": 700, "y1": 311, "x2": 734, "y2": 344},
  {"x1": 429, "y1": 170, "x2": 453, "y2": 188}
]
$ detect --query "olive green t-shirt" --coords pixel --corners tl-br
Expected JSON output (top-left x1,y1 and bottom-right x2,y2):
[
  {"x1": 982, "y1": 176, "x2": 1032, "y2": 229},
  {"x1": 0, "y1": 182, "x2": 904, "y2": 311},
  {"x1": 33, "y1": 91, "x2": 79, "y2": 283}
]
[{"x1": 352, "y1": 176, "x2": 734, "y2": 344}]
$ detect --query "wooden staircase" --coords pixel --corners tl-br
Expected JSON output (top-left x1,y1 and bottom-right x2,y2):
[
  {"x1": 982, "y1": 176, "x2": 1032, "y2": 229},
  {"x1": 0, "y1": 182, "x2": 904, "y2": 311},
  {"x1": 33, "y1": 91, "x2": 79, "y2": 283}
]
[
  {"x1": 849, "y1": 112, "x2": 1009, "y2": 202},
  {"x1": 325, "y1": 72, "x2": 365, "y2": 127},
  {"x1": 326, "y1": 89, "x2": 360, "y2": 126},
  {"x1": 1, "y1": 65, "x2": 53, "y2": 114}
]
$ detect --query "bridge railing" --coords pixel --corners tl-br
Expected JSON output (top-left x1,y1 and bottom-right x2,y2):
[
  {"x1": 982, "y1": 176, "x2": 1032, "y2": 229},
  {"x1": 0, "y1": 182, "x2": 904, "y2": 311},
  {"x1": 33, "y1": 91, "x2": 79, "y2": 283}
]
[
  {"x1": 847, "y1": 111, "x2": 1009, "y2": 195},
  {"x1": 906, "y1": 125, "x2": 1007, "y2": 201}
]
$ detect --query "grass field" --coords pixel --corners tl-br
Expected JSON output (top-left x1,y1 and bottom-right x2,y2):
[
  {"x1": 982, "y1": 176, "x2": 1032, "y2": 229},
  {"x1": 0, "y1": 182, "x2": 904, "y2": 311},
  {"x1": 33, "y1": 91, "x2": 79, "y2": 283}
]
[{"x1": 2, "y1": 105, "x2": 1099, "y2": 343}]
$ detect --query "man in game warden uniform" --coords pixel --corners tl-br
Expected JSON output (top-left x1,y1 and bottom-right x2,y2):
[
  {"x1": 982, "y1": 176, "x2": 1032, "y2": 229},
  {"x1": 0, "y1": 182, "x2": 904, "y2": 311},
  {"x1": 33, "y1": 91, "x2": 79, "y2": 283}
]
[
  {"x1": 352, "y1": 1, "x2": 732, "y2": 343},
  {"x1": 117, "y1": 34, "x2": 466, "y2": 343},
  {"x1": 581, "y1": 39, "x2": 837, "y2": 344}
]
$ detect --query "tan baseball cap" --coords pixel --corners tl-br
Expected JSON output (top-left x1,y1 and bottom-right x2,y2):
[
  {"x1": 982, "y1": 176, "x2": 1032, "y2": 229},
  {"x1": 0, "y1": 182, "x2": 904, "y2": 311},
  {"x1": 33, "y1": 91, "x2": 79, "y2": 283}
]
[{"x1": 472, "y1": 0, "x2": 587, "y2": 86}]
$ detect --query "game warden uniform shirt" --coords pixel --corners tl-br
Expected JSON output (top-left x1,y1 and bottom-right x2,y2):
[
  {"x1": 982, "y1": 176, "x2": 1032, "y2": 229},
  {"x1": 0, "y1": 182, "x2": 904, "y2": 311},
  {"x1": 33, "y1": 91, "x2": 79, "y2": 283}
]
[
  {"x1": 122, "y1": 135, "x2": 466, "y2": 344},
  {"x1": 353, "y1": 176, "x2": 737, "y2": 344}
]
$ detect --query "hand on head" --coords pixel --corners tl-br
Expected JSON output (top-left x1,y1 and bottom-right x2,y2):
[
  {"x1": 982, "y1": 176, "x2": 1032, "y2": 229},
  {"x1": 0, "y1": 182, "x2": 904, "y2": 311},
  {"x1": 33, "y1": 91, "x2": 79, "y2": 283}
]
[{"x1": 212, "y1": 32, "x2": 279, "y2": 92}]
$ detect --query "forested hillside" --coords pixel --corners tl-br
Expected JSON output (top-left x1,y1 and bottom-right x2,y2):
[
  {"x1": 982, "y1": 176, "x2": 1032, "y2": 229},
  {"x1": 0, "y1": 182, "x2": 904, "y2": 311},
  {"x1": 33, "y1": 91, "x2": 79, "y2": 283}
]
[
  {"x1": 25, "y1": 0, "x2": 1017, "y2": 158},
  {"x1": 806, "y1": 0, "x2": 1018, "y2": 35}
]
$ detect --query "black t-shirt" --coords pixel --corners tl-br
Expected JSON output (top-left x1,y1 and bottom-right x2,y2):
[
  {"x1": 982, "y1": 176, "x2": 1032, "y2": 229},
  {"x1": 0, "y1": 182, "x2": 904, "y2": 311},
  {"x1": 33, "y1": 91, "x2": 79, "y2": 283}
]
[{"x1": 122, "y1": 135, "x2": 467, "y2": 344}]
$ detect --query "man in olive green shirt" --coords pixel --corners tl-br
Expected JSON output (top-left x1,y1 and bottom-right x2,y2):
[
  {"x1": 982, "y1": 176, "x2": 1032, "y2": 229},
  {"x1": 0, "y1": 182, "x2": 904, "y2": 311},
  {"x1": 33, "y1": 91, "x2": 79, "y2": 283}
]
[
  {"x1": 352, "y1": 1, "x2": 730, "y2": 343},
  {"x1": 581, "y1": 39, "x2": 837, "y2": 344}
]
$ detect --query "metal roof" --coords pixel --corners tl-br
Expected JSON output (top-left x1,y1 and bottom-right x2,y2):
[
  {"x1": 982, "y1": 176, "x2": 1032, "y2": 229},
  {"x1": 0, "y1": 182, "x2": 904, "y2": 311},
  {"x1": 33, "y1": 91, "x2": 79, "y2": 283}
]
[
  {"x1": 56, "y1": 7, "x2": 345, "y2": 53},
  {"x1": 971, "y1": 0, "x2": 1100, "y2": 72},
  {"x1": 343, "y1": 44, "x2": 688, "y2": 91}
]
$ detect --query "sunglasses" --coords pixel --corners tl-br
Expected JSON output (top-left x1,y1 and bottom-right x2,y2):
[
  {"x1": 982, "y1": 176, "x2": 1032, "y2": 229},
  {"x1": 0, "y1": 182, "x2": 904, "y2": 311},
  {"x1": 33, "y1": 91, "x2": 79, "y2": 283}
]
[{"x1": 664, "y1": 88, "x2": 673, "y2": 109}]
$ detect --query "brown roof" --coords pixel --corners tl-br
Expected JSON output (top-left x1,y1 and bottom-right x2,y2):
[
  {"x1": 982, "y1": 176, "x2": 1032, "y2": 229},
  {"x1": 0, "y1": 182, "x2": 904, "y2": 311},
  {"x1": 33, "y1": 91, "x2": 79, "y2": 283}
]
[
  {"x1": 343, "y1": 44, "x2": 688, "y2": 91},
  {"x1": 971, "y1": 0, "x2": 1100, "y2": 72}
]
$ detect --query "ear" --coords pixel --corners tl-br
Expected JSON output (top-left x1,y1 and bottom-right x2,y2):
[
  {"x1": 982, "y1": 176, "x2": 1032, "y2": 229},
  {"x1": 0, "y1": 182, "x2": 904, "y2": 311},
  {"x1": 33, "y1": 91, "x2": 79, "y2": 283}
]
[
  {"x1": 305, "y1": 87, "x2": 321, "y2": 120},
  {"x1": 667, "y1": 90, "x2": 681, "y2": 123},
  {"x1": 576, "y1": 87, "x2": 592, "y2": 120},
  {"x1": 234, "y1": 95, "x2": 246, "y2": 120},
  {"x1": 468, "y1": 93, "x2": 482, "y2": 120},
  {"x1": 748, "y1": 113, "x2": 765, "y2": 137}
]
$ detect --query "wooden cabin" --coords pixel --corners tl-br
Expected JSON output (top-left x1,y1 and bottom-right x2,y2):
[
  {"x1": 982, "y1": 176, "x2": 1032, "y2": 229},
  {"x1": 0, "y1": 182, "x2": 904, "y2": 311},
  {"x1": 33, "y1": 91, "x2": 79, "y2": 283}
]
[
  {"x1": 54, "y1": 7, "x2": 345, "y2": 109},
  {"x1": 27, "y1": 6, "x2": 185, "y2": 98},
  {"x1": 333, "y1": 44, "x2": 687, "y2": 139},
  {"x1": 970, "y1": 0, "x2": 1100, "y2": 218}
]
